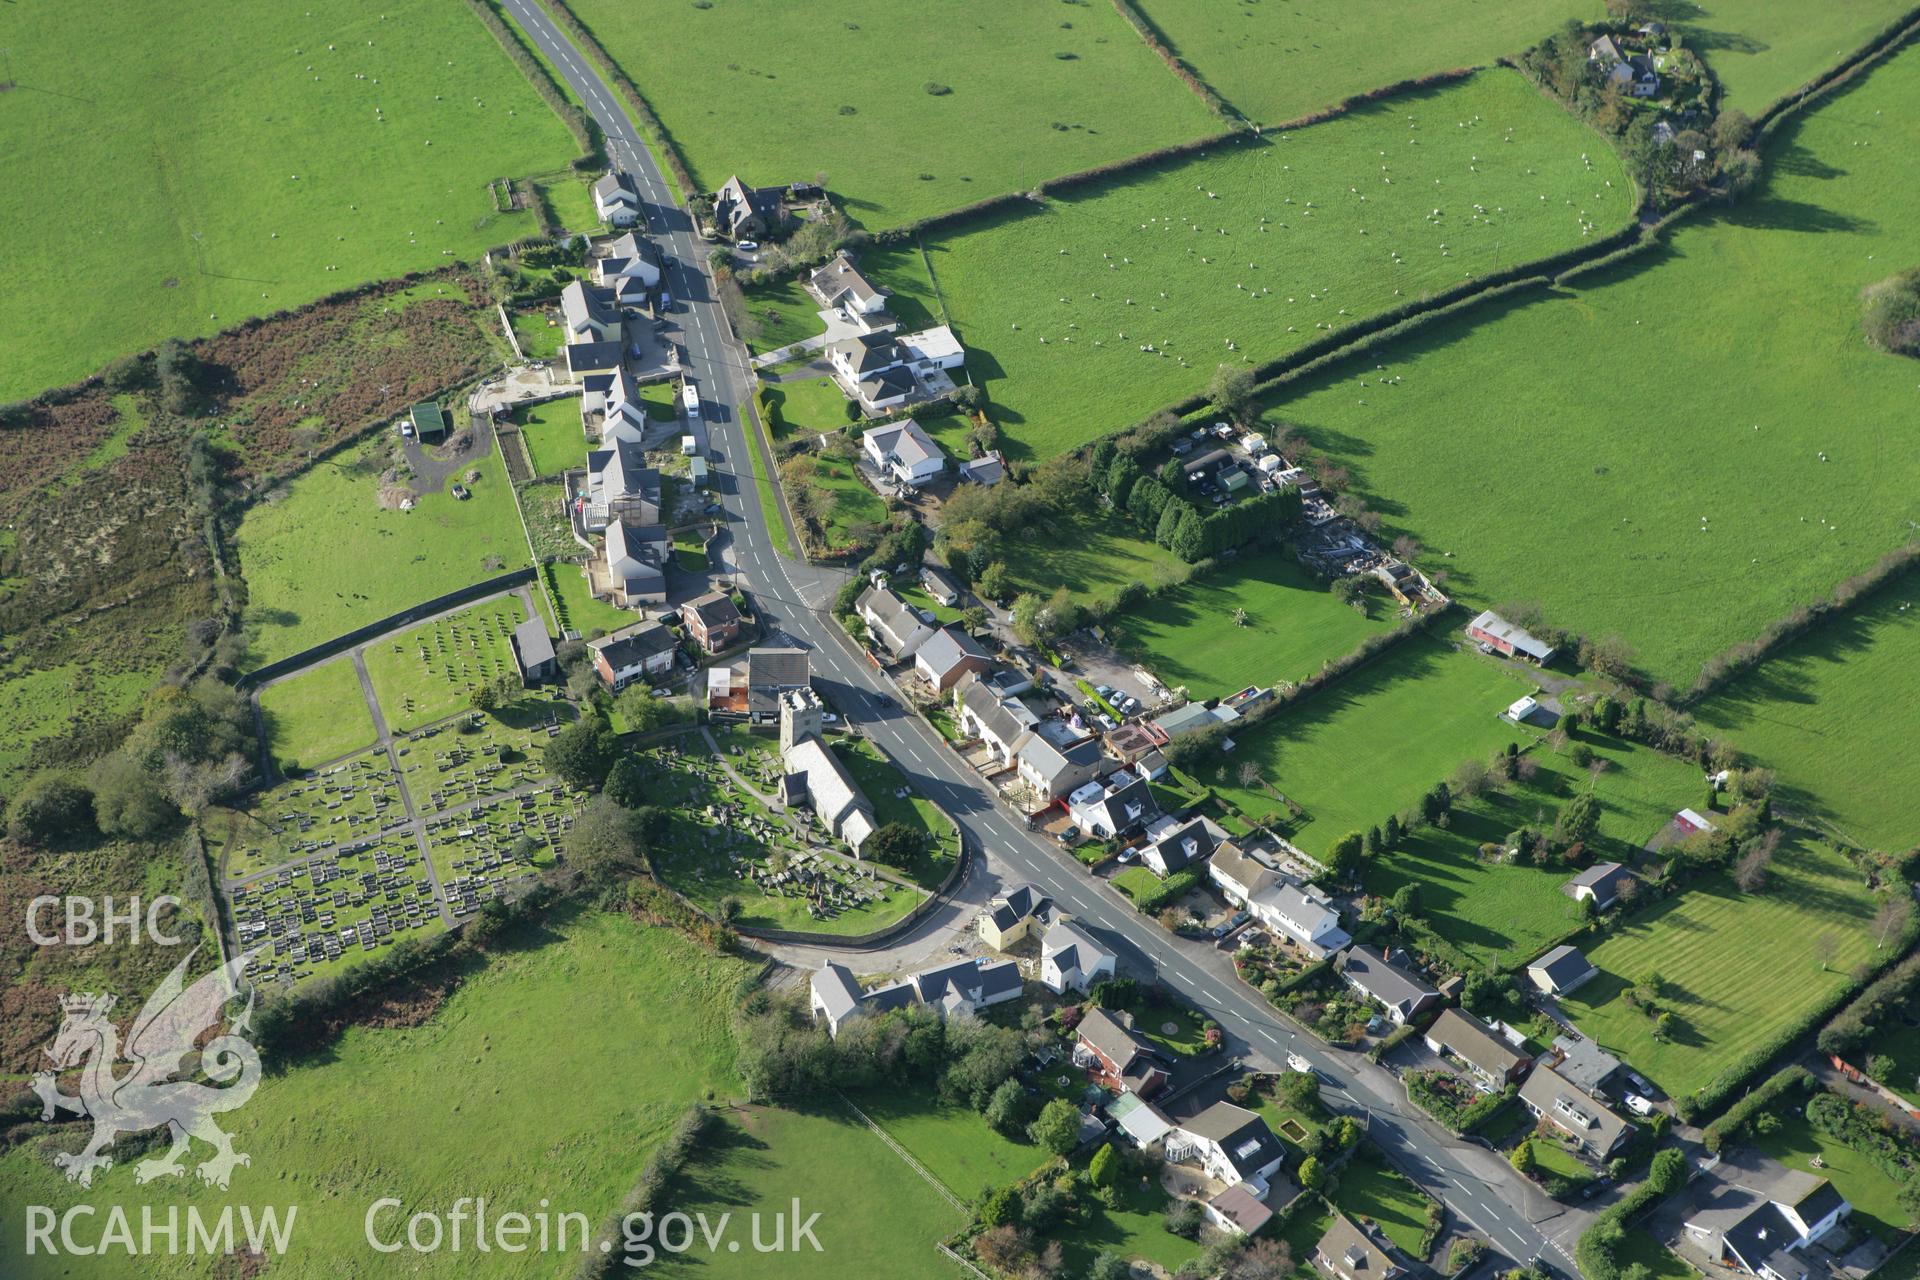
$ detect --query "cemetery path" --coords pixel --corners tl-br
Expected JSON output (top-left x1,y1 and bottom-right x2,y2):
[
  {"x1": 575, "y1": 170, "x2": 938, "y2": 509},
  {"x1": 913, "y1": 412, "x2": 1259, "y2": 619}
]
[{"x1": 356, "y1": 651, "x2": 455, "y2": 928}]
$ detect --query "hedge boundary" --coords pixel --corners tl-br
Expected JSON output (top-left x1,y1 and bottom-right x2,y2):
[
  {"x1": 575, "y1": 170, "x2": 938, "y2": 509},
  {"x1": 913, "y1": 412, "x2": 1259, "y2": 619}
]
[
  {"x1": 1701, "y1": 1065, "x2": 1814, "y2": 1154},
  {"x1": 463, "y1": 0, "x2": 601, "y2": 167},
  {"x1": 537, "y1": 0, "x2": 698, "y2": 199},
  {"x1": 1752, "y1": 6, "x2": 1920, "y2": 143}
]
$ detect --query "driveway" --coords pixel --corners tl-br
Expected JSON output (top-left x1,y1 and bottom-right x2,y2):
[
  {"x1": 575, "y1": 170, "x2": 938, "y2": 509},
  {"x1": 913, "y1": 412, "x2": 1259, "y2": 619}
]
[{"x1": 402, "y1": 414, "x2": 495, "y2": 495}]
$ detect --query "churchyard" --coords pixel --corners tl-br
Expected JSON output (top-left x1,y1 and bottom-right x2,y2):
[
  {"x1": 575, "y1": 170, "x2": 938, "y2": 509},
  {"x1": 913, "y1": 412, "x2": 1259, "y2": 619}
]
[
  {"x1": 363, "y1": 595, "x2": 527, "y2": 733},
  {"x1": 210, "y1": 750, "x2": 407, "y2": 881},
  {"x1": 257, "y1": 656, "x2": 378, "y2": 773}
]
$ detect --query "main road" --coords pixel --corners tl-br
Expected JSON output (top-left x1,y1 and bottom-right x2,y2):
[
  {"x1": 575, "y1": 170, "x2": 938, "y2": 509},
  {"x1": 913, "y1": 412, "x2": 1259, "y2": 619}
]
[{"x1": 496, "y1": 3, "x2": 1582, "y2": 1269}]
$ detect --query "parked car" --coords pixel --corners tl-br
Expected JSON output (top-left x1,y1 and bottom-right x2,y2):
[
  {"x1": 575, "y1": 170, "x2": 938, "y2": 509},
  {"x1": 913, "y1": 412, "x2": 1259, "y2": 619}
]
[
  {"x1": 1626, "y1": 1071, "x2": 1654, "y2": 1094},
  {"x1": 1096, "y1": 683, "x2": 1114, "y2": 698},
  {"x1": 1057, "y1": 826, "x2": 1080, "y2": 845},
  {"x1": 1286, "y1": 1053, "x2": 1314, "y2": 1074},
  {"x1": 1623, "y1": 1093, "x2": 1654, "y2": 1117},
  {"x1": 703, "y1": 502, "x2": 723, "y2": 515},
  {"x1": 1117, "y1": 848, "x2": 1137, "y2": 864},
  {"x1": 736, "y1": 240, "x2": 759, "y2": 251}
]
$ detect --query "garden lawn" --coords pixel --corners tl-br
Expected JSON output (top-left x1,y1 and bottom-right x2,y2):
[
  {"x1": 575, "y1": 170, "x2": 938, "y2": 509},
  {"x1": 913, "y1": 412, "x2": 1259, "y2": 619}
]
[
  {"x1": 1113, "y1": 547, "x2": 1398, "y2": 699},
  {"x1": 257, "y1": 657, "x2": 377, "y2": 772},
  {"x1": 515, "y1": 396, "x2": 589, "y2": 477},
  {"x1": 641, "y1": 1103, "x2": 964, "y2": 1280},
  {"x1": 363, "y1": 595, "x2": 525, "y2": 732},
  {"x1": 510, "y1": 305, "x2": 566, "y2": 361},
  {"x1": 1368, "y1": 730, "x2": 1707, "y2": 967},
  {"x1": 1334, "y1": 1147, "x2": 1434, "y2": 1258},
  {"x1": 545, "y1": 560, "x2": 635, "y2": 636},
  {"x1": 1530, "y1": 1136, "x2": 1595, "y2": 1187},
  {"x1": 1257, "y1": 46, "x2": 1920, "y2": 688},
  {"x1": 557, "y1": 0, "x2": 1219, "y2": 229},
  {"x1": 1561, "y1": 834, "x2": 1881, "y2": 1100},
  {"x1": 0, "y1": 910, "x2": 749, "y2": 1280},
  {"x1": 886, "y1": 69, "x2": 1629, "y2": 459},
  {"x1": 738, "y1": 276, "x2": 826, "y2": 356},
  {"x1": 1755, "y1": 1104, "x2": 1916, "y2": 1243},
  {"x1": 1134, "y1": 0, "x2": 1591, "y2": 126},
  {"x1": 854, "y1": 1084, "x2": 1048, "y2": 1195},
  {"x1": 1696, "y1": 588, "x2": 1920, "y2": 853},
  {"x1": 806, "y1": 456, "x2": 888, "y2": 551},
  {"x1": 1670, "y1": 0, "x2": 1916, "y2": 114},
  {"x1": 839, "y1": 737, "x2": 960, "y2": 889},
  {"x1": 239, "y1": 438, "x2": 529, "y2": 665},
  {"x1": 534, "y1": 174, "x2": 599, "y2": 234},
  {"x1": 1114, "y1": 866, "x2": 1166, "y2": 906},
  {"x1": 764, "y1": 364, "x2": 854, "y2": 437},
  {"x1": 1052, "y1": 1176, "x2": 1205, "y2": 1277},
  {"x1": 1211, "y1": 634, "x2": 1532, "y2": 856},
  {"x1": 1002, "y1": 508, "x2": 1191, "y2": 605},
  {"x1": 0, "y1": 0, "x2": 577, "y2": 401}
]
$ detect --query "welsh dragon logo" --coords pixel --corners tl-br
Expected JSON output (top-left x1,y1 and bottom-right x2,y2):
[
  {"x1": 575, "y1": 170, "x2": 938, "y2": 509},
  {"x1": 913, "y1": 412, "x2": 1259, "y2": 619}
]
[{"x1": 32, "y1": 948, "x2": 263, "y2": 1189}]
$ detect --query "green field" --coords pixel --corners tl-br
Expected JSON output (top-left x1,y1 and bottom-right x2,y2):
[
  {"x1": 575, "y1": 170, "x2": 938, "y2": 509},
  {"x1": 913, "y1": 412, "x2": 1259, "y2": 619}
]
[
  {"x1": 643, "y1": 1104, "x2": 963, "y2": 1280},
  {"x1": 1757, "y1": 1103, "x2": 1917, "y2": 1243},
  {"x1": 1562, "y1": 835, "x2": 1881, "y2": 1099},
  {"x1": 1257, "y1": 46, "x2": 1920, "y2": 687},
  {"x1": 257, "y1": 657, "x2": 377, "y2": 772},
  {"x1": 1002, "y1": 507, "x2": 1191, "y2": 604},
  {"x1": 763, "y1": 364, "x2": 854, "y2": 437},
  {"x1": 1134, "y1": 0, "x2": 1591, "y2": 125},
  {"x1": 363, "y1": 595, "x2": 526, "y2": 732},
  {"x1": 1671, "y1": 0, "x2": 1916, "y2": 114},
  {"x1": 238, "y1": 437, "x2": 530, "y2": 665},
  {"x1": 1211, "y1": 634, "x2": 1532, "y2": 855},
  {"x1": 884, "y1": 69, "x2": 1628, "y2": 459},
  {"x1": 1697, "y1": 589, "x2": 1920, "y2": 853},
  {"x1": 0, "y1": 0, "x2": 577, "y2": 401},
  {"x1": 1369, "y1": 731, "x2": 1704, "y2": 967},
  {"x1": 851, "y1": 1085, "x2": 1047, "y2": 1195},
  {"x1": 800, "y1": 455, "x2": 888, "y2": 554},
  {"x1": 1113, "y1": 548, "x2": 1399, "y2": 700},
  {"x1": 559, "y1": 0, "x2": 1219, "y2": 229},
  {"x1": 0, "y1": 911, "x2": 750, "y2": 1280}
]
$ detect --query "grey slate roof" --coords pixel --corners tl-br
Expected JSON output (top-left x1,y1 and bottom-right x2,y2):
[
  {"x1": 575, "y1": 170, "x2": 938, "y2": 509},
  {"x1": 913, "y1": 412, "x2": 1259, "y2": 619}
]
[
  {"x1": 1335, "y1": 945, "x2": 1439, "y2": 1018},
  {"x1": 513, "y1": 617, "x2": 555, "y2": 670},
  {"x1": 1529, "y1": 945, "x2": 1598, "y2": 992},
  {"x1": 1427, "y1": 1008, "x2": 1526, "y2": 1081},
  {"x1": 1181, "y1": 1101, "x2": 1287, "y2": 1180},
  {"x1": 1521, "y1": 1063, "x2": 1632, "y2": 1153},
  {"x1": 590, "y1": 618, "x2": 675, "y2": 670},
  {"x1": 1146, "y1": 816, "x2": 1213, "y2": 872},
  {"x1": 1564, "y1": 862, "x2": 1633, "y2": 906},
  {"x1": 915, "y1": 626, "x2": 991, "y2": 679}
]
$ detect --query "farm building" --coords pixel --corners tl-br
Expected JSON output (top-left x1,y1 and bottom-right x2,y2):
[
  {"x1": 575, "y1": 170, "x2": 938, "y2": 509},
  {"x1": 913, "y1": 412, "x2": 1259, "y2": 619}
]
[
  {"x1": 408, "y1": 402, "x2": 448, "y2": 444},
  {"x1": 1563, "y1": 862, "x2": 1634, "y2": 911},
  {"x1": 1467, "y1": 610, "x2": 1557, "y2": 663}
]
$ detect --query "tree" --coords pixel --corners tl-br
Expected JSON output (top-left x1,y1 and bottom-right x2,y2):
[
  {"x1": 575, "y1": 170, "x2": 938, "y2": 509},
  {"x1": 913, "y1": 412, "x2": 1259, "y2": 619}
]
[
  {"x1": 562, "y1": 797, "x2": 652, "y2": 883},
  {"x1": 605, "y1": 756, "x2": 651, "y2": 809},
  {"x1": 1553, "y1": 792, "x2": 1600, "y2": 848},
  {"x1": 1207, "y1": 362, "x2": 1256, "y2": 422},
  {"x1": 1510, "y1": 1139, "x2": 1537, "y2": 1175},
  {"x1": 984, "y1": 1079, "x2": 1032, "y2": 1137},
  {"x1": 1605, "y1": 0, "x2": 1650, "y2": 19},
  {"x1": 976, "y1": 561, "x2": 1012, "y2": 600},
  {"x1": 8, "y1": 772, "x2": 95, "y2": 845},
  {"x1": 1168, "y1": 505, "x2": 1209, "y2": 562},
  {"x1": 1391, "y1": 884, "x2": 1419, "y2": 917},
  {"x1": 1711, "y1": 107, "x2": 1754, "y2": 153},
  {"x1": 617, "y1": 685, "x2": 688, "y2": 735},
  {"x1": 1653, "y1": 1011, "x2": 1676, "y2": 1042},
  {"x1": 546, "y1": 716, "x2": 617, "y2": 789},
  {"x1": 1862, "y1": 270, "x2": 1920, "y2": 357},
  {"x1": 1225, "y1": 1239, "x2": 1294, "y2": 1280},
  {"x1": 1297, "y1": 1155, "x2": 1326, "y2": 1190},
  {"x1": 88, "y1": 753, "x2": 176, "y2": 839},
  {"x1": 864, "y1": 821, "x2": 927, "y2": 868},
  {"x1": 1813, "y1": 931, "x2": 1840, "y2": 972},
  {"x1": 1323, "y1": 831, "x2": 1366, "y2": 883},
  {"x1": 961, "y1": 605, "x2": 989, "y2": 634},
  {"x1": 1086, "y1": 1254, "x2": 1132, "y2": 1280},
  {"x1": 1088, "y1": 1142, "x2": 1120, "y2": 1188},
  {"x1": 1165, "y1": 1197, "x2": 1204, "y2": 1238},
  {"x1": 1734, "y1": 834, "x2": 1776, "y2": 892},
  {"x1": 1383, "y1": 814, "x2": 1402, "y2": 847},
  {"x1": 1028, "y1": 1098, "x2": 1081, "y2": 1156}
]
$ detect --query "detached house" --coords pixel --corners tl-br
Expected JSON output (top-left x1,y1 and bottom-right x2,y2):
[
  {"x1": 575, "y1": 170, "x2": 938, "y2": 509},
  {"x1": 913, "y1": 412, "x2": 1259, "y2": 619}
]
[
  {"x1": 1140, "y1": 817, "x2": 1213, "y2": 877},
  {"x1": 1040, "y1": 915, "x2": 1116, "y2": 995},
  {"x1": 1335, "y1": 946, "x2": 1440, "y2": 1026},
  {"x1": 602, "y1": 518, "x2": 669, "y2": 606},
  {"x1": 594, "y1": 230, "x2": 661, "y2": 290},
  {"x1": 594, "y1": 170, "x2": 641, "y2": 226},
  {"x1": 1168, "y1": 1102, "x2": 1288, "y2": 1190},
  {"x1": 1520, "y1": 1063, "x2": 1634, "y2": 1159},
  {"x1": 913, "y1": 626, "x2": 992, "y2": 694},
  {"x1": 855, "y1": 584, "x2": 935, "y2": 660},
  {"x1": 829, "y1": 333, "x2": 916, "y2": 414},
  {"x1": 679, "y1": 591, "x2": 744, "y2": 654},
  {"x1": 1685, "y1": 1171, "x2": 1852, "y2": 1280},
  {"x1": 978, "y1": 883, "x2": 1050, "y2": 951},
  {"x1": 1424, "y1": 1008, "x2": 1531, "y2": 1087},
  {"x1": 1563, "y1": 862, "x2": 1634, "y2": 911},
  {"x1": 711, "y1": 174, "x2": 784, "y2": 242},
  {"x1": 560, "y1": 280, "x2": 622, "y2": 345},
  {"x1": 1235, "y1": 876, "x2": 1349, "y2": 960},
  {"x1": 1068, "y1": 776, "x2": 1157, "y2": 841},
  {"x1": 1074, "y1": 1008, "x2": 1169, "y2": 1097},
  {"x1": 808, "y1": 251, "x2": 891, "y2": 323},
  {"x1": 1315, "y1": 1214, "x2": 1404, "y2": 1280},
  {"x1": 862, "y1": 418, "x2": 946, "y2": 487},
  {"x1": 589, "y1": 620, "x2": 677, "y2": 690},
  {"x1": 909, "y1": 957, "x2": 1024, "y2": 1016}
]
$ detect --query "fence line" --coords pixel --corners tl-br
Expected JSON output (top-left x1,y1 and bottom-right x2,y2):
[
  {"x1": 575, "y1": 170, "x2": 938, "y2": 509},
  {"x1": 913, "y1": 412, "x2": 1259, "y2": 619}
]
[{"x1": 838, "y1": 1093, "x2": 967, "y2": 1214}]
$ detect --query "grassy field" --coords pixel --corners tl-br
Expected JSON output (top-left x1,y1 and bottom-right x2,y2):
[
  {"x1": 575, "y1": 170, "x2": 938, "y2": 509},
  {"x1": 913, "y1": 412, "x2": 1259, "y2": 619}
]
[
  {"x1": 1696, "y1": 588, "x2": 1920, "y2": 853},
  {"x1": 1002, "y1": 508, "x2": 1191, "y2": 603},
  {"x1": 363, "y1": 595, "x2": 525, "y2": 732},
  {"x1": 1255, "y1": 45, "x2": 1920, "y2": 687},
  {"x1": 802, "y1": 455, "x2": 888, "y2": 551},
  {"x1": 0, "y1": 0, "x2": 577, "y2": 401},
  {"x1": 1562, "y1": 835, "x2": 1881, "y2": 1099},
  {"x1": 1112, "y1": 547, "x2": 1399, "y2": 699},
  {"x1": 1134, "y1": 0, "x2": 1591, "y2": 125},
  {"x1": 852, "y1": 1084, "x2": 1047, "y2": 1196},
  {"x1": 238, "y1": 436, "x2": 529, "y2": 665},
  {"x1": 1368, "y1": 730, "x2": 1707, "y2": 967},
  {"x1": 257, "y1": 657, "x2": 377, "y2": 772},
  {"x1": 1756, "y1": 1103, "x2": 1917, "y2": 1243},
  {"x1": 515, "y1": 396, "x2": 589, "y2": 476},
  {"x1": 558, "y1": 0, "x2": 1219, "y2": 229},
  {"x1": 1209, "y1": 634, "x2": 1532, "y2": 855},
  {"x1": 1334, "y1": 1147, "x2": 1434, "y2": 1258},
  {"x1": 642, "y1": 1103, "x2": 964, "y2": 1280},
  {"x1": 1670, "y1": 0, "x2": 1916, "y2": 114},
  {"x1": 510, "y1": 305, "x2": 566, "y2": 360},
  {"x1": 0, "y1": 911, "x2": 749, "y2": 1279},
  {"x1": 881, "y1": 69, "x2": 1629, "y2": 459}
]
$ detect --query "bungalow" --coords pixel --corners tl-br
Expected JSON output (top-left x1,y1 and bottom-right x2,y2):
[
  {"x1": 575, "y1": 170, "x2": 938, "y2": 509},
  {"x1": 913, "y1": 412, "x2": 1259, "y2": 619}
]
[
  {"x1": 1168, "y1": 1102, "x2": 1288, "y2": 1190},
  {"x1": 1140, "y1": 816, "x2": 1213, "y2": 877},
  {"x1": 602, "y1": 519, "x2": 668, "y2": 606},
  {"x1": 408, "y1": 401, "x2": 449, "y2": 444},
  {"x1": 1040, "y1": 915, "x2": 1116, "y2": 995},
  {"x1": 1519, "y1": 1063, "x2": 1634, "y2": 1159},
  {"x1": 1424, "y1": 1008, "x2": 1531, "y2": 1087},
  {"x1": 1107, "y1": 1091, "x2": 1174, "y2": 1149},
  {"x1": 855, "y1": 584, "x2": 935, "y2": 661},
  {"x1": 781, "y1": 730, "x2": 876, "y2": 854},
  {"x1": 921, "y1": 563, "x2": 965, "y2": 608},
  {"x1": 584, "y1": 441, "x2": 662, "y2": 529},
  {"x1": 589, "y1": 620, "x2": 676, "y2": 690},
  {"x1": 808, "y1": 250, "x2": 890, "y2": 319},
  {"x1": 1068, "y1": 776, "x2": 1157, "y2": 841},
  {"x1": 712, "y1": 174, "x2": 783, "y2": 242},
  {"x1": 560, "y1": 280, "x2": 621, "y2": 345},
  {"x1": 1685, "y1": 1171, "x2": 1852, "y2": 1280},
  {"x1": 1074, "y1": 1007, "x2": 1170, "y2": 1097},
  {"x1": 1014, "y1": 733, "x2": 1105, "y2": 803},
  {"x1": 511, "y1": 617, "x2": 557, "y2": 685},
  {"x1": 1335, "y1": 946, "x2": 1441, "y2": 1026},
  {"x1": 593, "y1": 170, "x2": 641, "y2": 226},
  {"x1": 909, "y1": 957, "x2": 1024, "y2": 1017},
  {"x1": 863, "y1": 418, "x2": 947, "y2": 487},
  {"x1": 594, "y1": 230, "x2": 661, "y2": 290},
  {"x1": 914, "y1": 626, "x2": 992, "y2": 694},
  {"x1": 745, "y1": 646, "x2": 809, "y2": 722},
  {"x1": 1563, "y1": 862, "x2": 1634, "y2": 911},
  {"x1": 1466, "y1": 610, "x2": 1557, "y2": 664},
  {"x1": 1527, "y1": 945, "x2": 1598, "y2": 997},
  {"x1": 1315, "y1": 1214, "x2": 1404, "y2": 1280},
  {"x1": 979, "y1": 883, "x2": 1050, "y2": 950},
  {"x1": 679, "y1": 591, "x2": 744, "y2": 654},
  {"x1": 1153, "y1": 701, "x2": 1227, "y2": 742},
  {"x1": 1548, "y1": 1031, "x2": 1625, "y2": 1097},
  {"x1": 1247, "y1": 880, "x2": 1350, "y2": 960},
  {"x1": 956, "y1": 676, "x2": 1038, "y2": 765}
]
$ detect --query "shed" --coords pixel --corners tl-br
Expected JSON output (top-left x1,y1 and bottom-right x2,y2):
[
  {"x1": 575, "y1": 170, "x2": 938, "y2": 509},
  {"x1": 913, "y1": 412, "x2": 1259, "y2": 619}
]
[{"x1": 409, "y1": 402, "x2": 449, "y2": 444}]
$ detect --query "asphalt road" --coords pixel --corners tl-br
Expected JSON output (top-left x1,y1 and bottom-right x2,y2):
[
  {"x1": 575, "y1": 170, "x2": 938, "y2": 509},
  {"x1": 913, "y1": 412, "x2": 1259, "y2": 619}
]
[{"x1": 495, "y1": 3, "x2": 1579, "y2": 1268}]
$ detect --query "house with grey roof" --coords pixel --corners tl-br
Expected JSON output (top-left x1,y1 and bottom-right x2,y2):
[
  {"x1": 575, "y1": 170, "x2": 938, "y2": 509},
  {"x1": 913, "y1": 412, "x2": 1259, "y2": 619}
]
[
  {"x1": 1141, "y1": 816, "x2": 1213, "y2": 877},
  {"x1": 956, "y1": 675, "x2": 1039, "y2": 765},
  {"x1": 560, "y1": 280, "x2": 621, "y2": 345},
  {"x1": 979, "y1": 882, "x2": 1050, "y2": 950},
  {"x1": 1015, "y1": 733, "x2": 1106, "y2": 803},
  {"x1": 1168, "y1": 1101, "x2": 1287, "y2": 1190},
  {"x1": 1247, "y1": 881, "x2": 1350, "y2": 959},
  {"x1": 1528, "y1": 945, "x2": 1599, "y2": 996},
  {"x1": 1074, "y1": 1008, "x2": 1169, "y2": 1097},
  {"x1": 1153, "y1": 701, "x2": 1229, "y2": 742},
  {"x1": 863, "y1": 418, "x2": 947, "y2": 487},
  {"x1": 1040, "y1": 915, "x2": 1115, "y2": 995},
  {"x1": 808, "y1": 962, "x2": 868, "y2": 1037},
  {"x1": 594, "y1": 230, "x2": 660, "y2": 289},
  {"x1": 1520, "y1": 1063, "x2": 1634, "y2": 1159},
  {"x1": 1685, "y1": 1168, "x2": 1851, "y2": 1280},
  {"x1": 1315, "y1": 1214, "x2": 1403, "y2": 1280},
  {"x1": 808, "y1": 250, "x2": 890, "y2": 321},
  {"x1": 1564, "y1": 862, "x2": 1634, "y2": 911},
  {"x1": 511, "y1": 617, "x2": 557, "y2": 685},
  {"x1": 1548, "y1": 1031, "x2": 1624, "y2": 1096},
  {"x1": 602, "y1": 519, "x2": 668, "y2": 606},
  {"x1": 913, "y1": 626, "x2": 991, "y2": 694},
  {"x1": 1107, "y1": 1091, "x2": 1174, "y2": 1148},
  {"x1": 909, "y1": 957, "x2": 1024, "y2": 1016},
  {"x1": 589, "y1": 619, "x2": 676, "y2": 690},
  {"x1": 745, "y1": 647, "x2": 809, "y2": 722},
  {"x1": 1068, "y1": 776, "x2": 1157, "y2": 841},
  {"x1": 1210, "y1": 843, "x2": 1281, "y2": 904},
  {"x1": 920, "y1": 563, "x2": 964, "y2": 607},
  {"x1": 593, "y1": 170, "x2": 641, "y2": 226},
  {"x1": 711, "y1": 174, "x2": 783, "y2": 242},
  {"x1": 855, "y1": 584, "x2": 934, "y2": 660},
  {"x1": 584, "y1": 441, "x2": 660, "y2": 530},
  {"x1": 961, "y1": 450, "x2": 1007, "y2": 487},
  {"x1": 1334, "y1": 946, "x2": 1440, "y2": 1025},
  {"x1": 1424, "y1": 1008, "x2": 1531, "y2": 1086}
]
